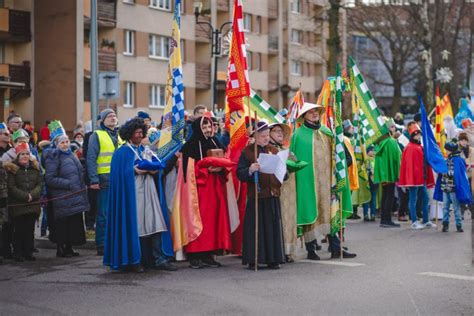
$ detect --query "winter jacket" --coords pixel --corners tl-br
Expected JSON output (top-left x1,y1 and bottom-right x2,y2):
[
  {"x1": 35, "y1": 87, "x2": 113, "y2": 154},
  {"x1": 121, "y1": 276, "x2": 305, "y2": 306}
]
[
  {"x1": 86, "y1": 125, "x2": 119, "y2": 187},
  {"x1": 4, "y1": 159, "x2": 42, "y2": 218},
  {"x1": 44, "y1": 149, "x2": 89, "y2": 219}
]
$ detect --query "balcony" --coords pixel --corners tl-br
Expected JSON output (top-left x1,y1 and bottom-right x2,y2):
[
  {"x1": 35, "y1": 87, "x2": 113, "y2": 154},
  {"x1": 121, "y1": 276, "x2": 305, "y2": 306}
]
[
  {"x1": 195, "y1": 63, "x2": 211, "y2": 89},
  {"x1": 84, "y1": 46, "x2": 117, "y2": 72},
  {"x1": 268, "y1": 73, "x2": 278, "y2": 91},
  {"x1": 84, "y1": 0, "x2": 116, "y2": 28},
  {"x1": 217, "y1": 0, "x2": 229, "y2": 12},
  {"x1": 195, "y1": 15, "x2": 211, "y2": 43},
  {"x1": 0, "y1": 62, "x2": 31, "y2": 98},
  {"x1": 268, "y1": 35, "x2": 278, "y2": 54},
  {"x1": 0, "y1": 8, "x2": 31, "y2": 42},
  {"x1": 268, "y1": 1, "x2": 278, "y2": 19}
]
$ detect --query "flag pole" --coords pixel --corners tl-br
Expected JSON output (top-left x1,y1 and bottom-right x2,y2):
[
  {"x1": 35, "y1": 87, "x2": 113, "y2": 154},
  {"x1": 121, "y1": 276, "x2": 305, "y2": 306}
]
[
  {"x1": 253, "y1": 110, "x2": 259, "y2": 272},
  {"x1": 339, "y1": 194, "x2": 343, "y2": 260}
]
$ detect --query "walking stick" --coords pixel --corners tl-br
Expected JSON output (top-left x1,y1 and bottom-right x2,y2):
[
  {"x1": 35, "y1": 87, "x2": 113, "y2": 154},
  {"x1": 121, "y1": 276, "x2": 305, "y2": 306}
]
[
  {"x1": 253, "y1": 110, "x2": 259, "y2": 272},
  {"x1": 340, "y1": 194, "x2": 343, "y2": 260}
]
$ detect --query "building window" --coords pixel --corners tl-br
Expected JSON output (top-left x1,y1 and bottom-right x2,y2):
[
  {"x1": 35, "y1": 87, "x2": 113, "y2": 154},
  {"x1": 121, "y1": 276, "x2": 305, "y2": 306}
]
[
  {"x1": 149, "y1": 34, "x2": 170, "y2": 59},
  {"x1": 124, "y1": 82, "x2": 135, "y2": 107},
  {"x1": 149, "y1": 0, "x2": 171, "y2": 11},
  {"x1": 255, "y1": 16, "x2": 261, "y2": 34},
  {"x1": 243, "y1": 13, "x2": 252, "y2": 32},
  {"x1": 255, "y1": 53, "x2": 261, "y2": 71},
  {"x1": 291, "y1": 60, "x2": 301, "y2": 76},
  {"x1": 123, "y1": 0, "x2": 135, "y2": 4},
  {"x1": 247, "y1": 51, "x2": 253, "y2": 70},
  {"x1": 124, "y1": 30, "x2": 135, "y2": 55},
  {"x1": 291, "y1": 0, "x2": 301, "y2": 13},
  {"x1": 149, "y1": 84, "x2": 166, "y2": 108},
  {"x1": 291, "y1": 29, "x2": 302, "y2": 44},
  {"x1": 0, "y1": 44, "x2": 4, "y2": 63}
]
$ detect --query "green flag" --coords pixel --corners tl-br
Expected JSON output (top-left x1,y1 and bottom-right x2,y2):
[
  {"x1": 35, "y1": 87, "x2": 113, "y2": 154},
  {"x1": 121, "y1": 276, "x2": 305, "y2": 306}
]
[
  {"x1": 249, "y1": 90, "x2": 285, "y2": 124},
  {"x1": 349, "y1": 56, "x2": 389, "y2": 145}
]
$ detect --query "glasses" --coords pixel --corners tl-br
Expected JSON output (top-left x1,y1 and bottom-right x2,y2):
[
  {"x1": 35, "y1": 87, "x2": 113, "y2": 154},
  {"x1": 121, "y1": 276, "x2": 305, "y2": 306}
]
[{"x1": 11, "y1": 121, "x2": 22, "y2": 124}]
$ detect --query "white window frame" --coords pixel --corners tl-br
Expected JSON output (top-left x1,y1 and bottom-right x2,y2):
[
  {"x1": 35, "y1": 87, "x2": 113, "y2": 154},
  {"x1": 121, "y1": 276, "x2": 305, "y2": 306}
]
[
  {"x1": 149, "y1": 84, "x2": 166, "y2": 108},
  {"x1": 123, "y1": 30, "x2": 135, "y2": 56},
  {"x1": 255, "y1": 53, "x2": 261, "y2": 71},
  {"x1": 124, "y1": 82, "x2": 135, "y2": 108},
  {"x1": 149, "y1": 34, "x2": 170, "y2": 60},
  {"x1": 291, "y1": 60, "x2": 301, "y2": 76},
  {"x1": 290, "y1": 0, "x2": 301, "y2": 13},
  {"x1": 243, "y1": 13, "x2": 252, "y2": 32},
  {"x1": 149, "y1": 0, "x2": 171, "y2": 11},
  {"x1": 255, "y1": 16, "x2": 261, "y2": 34},
  {"x1": 291, "y1": 29, "x2": 302, "y2": 45}
]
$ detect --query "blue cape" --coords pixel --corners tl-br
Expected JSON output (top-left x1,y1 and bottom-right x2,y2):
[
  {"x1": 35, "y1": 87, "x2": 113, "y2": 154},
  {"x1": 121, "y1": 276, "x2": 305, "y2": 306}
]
[
  {"x1": 433, "y1": 155, "x2": 472, "y2": 205},
  {"x1": 103, "y1": 146, "x2": 141, "y2": 270}
]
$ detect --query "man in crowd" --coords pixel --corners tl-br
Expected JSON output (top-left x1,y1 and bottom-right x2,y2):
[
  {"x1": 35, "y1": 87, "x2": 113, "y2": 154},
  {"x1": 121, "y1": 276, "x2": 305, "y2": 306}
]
[{"x1": 86, "y1": 109, "x2": 120, "y2": 255}]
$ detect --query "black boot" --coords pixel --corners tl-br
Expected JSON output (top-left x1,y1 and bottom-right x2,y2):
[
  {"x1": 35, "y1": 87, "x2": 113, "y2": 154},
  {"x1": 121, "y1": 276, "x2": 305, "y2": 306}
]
[
  {"x1": 305, "y1": 241, "x2": 320, "y2": 260},
  {"x1": 442, "y1": 222, "x2": 449, "y2": 233},
  {"x1": 64, "y1": 245, "x2": 79, "y2": 257},
  {"x1": 56, "y1": 245, "x2": 66, "y2": 257},
  {"x1": 307, "y1": 251, "x2": 320, "y2": 260},
  {"x1": 456, "y1": 225, "x2": 463, "y2": 233}
]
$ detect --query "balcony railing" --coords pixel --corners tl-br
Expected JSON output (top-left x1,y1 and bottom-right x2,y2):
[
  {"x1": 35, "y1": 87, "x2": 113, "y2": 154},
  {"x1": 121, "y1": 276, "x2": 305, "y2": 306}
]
[
  {"x1": 84, "y1": 0, "x2": 116, "y2": 28},
  {"x1": 98, "y1": 50, "x2": 117, "y2": 71},
  {"x1": 195, "y1": 15, "x2": 211, "y2": 43},
  {"x1": 195, "y1": 63, "x2": 211, "y2": 89},
  {"x1": 0, "y1": 8, "x2": 31, "y2": 42},
  {"x1": 268, "y1": 35, "x2": 278, "y2": 54},
  {"x1": 0, "y1": 62, "x2": 31, "y2": 97},
  {"x1": 268, "y1": 1, "x2": 278, "y2": 19}
]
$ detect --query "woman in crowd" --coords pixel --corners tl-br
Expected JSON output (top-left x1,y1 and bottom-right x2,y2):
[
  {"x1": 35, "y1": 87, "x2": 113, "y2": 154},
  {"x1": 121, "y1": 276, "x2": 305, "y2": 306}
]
[{"x1": 44, "y1": 130, "x2": 88, "y2": 258}]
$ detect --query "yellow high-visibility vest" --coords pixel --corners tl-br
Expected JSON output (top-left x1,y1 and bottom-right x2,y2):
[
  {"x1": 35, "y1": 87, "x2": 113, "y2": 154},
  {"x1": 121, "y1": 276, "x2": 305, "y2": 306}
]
[{"x1": 96, "y1": 130, "x2": 123, "y2": 174}]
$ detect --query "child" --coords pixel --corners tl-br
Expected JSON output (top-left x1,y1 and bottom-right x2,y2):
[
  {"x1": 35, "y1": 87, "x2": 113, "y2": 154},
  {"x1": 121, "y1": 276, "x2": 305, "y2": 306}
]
[
  {"x1": 363, "y1": 145, "x2": 378, "y2": 222},
  {"x1": 4, "y1": 143, "x2": 42, "y2": 261},
  {"x1": 434, "y1": 139, "x2": 472, "y2": 232}
]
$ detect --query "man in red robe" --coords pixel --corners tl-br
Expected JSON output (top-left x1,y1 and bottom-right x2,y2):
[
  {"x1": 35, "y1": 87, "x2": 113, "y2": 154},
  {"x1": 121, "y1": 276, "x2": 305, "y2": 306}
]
[
  {"x1": 180, "y1": 116, "x2": 232, "y2": 268},
  {"x1": 399, "y1": 122, "x2": 436, "y2": 230}
]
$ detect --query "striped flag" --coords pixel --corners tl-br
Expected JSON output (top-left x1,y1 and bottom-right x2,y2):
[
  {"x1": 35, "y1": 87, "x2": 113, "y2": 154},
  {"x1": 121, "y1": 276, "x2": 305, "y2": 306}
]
[
  {"x1": 287, "y1": 89, "x2": 304, "y2": 132},
  {"x1": 225, "y1": 0, "x2": 251, "y2": 163},
  {"x1": 247, "y1": 90, "x2": 285, "y2": 124},
  {"x1": 157, "y1": 0, "x2": 185, "y2": 161},
  {"x1": 349, "y1": 57, "x2": 389, "y2": 145},
  {"x1": 435, "y1": 86, "x2": 453, "y2": 155},
  {"x1": 334, "y1": 64, "x2": 347, "y2": 192}
]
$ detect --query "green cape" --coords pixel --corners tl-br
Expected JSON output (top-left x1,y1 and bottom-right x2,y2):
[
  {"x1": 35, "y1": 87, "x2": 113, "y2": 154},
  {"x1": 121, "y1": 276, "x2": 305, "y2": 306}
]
[
  {"x1": 374, "y1": 137, "x2": 401, "y2": 184},
  {"x1": 290, "y1": 124, "x2": 332, "y2": 226}
]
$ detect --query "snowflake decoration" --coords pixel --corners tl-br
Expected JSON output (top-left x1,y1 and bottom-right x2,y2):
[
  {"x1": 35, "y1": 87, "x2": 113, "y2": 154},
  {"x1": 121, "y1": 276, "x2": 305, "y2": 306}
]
[{"x1": 435, "y1": 67, "x2": 453, "y2": 84}]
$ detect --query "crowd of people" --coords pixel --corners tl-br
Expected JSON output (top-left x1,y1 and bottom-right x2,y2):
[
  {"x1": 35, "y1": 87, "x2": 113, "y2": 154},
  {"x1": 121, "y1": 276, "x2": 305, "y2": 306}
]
[{"x1": 0, "y1": 103, "x2": 471, "y2": 271}]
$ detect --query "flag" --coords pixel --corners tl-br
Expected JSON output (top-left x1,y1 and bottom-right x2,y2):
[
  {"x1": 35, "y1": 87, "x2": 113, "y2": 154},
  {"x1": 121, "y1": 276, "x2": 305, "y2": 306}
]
[
  {"x1": 330, "y1": 64, "x2": 353, "y2": 235},
  {"x1": 352, "y1": 89, "x2": 370, "y2": 202},
  {"x1": 247, "y1": 90, "x2": 285, "y2": 124},
  {"x1": 435, "y1": 87, "x2": 449, "y2": 155},
  {"x1": 225, "y1": 0, "x2": 251, "y2": 163},
  {"x1": 334, "y1": 66, "x2": 347, "y2": 193},
  {"x1": 420, "y1": 96, "x2": 448, "y2": 174},
  {"x1": 318, "y1": 79, "x2": 333, "y2": 128},
  {"x1": 157, "y1": 0, "x2": 185, "y2": 162},
  {"x1": 287, "y1": 89, "x2": 304, "y2": 131},
  {"x1": 349, "y1": 57, "x2": 389, "y2": 145}
]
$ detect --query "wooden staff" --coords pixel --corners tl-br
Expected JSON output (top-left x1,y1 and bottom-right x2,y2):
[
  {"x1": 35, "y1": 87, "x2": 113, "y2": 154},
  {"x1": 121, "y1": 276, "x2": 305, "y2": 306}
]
[{"x1": 253, "y1": 110, "x2": 259, "y2": 272}]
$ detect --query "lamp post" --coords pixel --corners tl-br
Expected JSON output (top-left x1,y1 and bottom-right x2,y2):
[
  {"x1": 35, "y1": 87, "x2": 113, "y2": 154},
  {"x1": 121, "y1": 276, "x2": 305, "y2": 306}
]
[{"x1": 193, "y1": 1, "x2": 232, "y2": 113}]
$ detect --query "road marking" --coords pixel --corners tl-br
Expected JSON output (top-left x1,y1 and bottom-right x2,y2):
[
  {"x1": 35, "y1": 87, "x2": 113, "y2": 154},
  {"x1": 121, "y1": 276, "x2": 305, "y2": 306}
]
[
  {"x1": 300, "y1": 259, "x2": 365, "y2": 267},
  {"x1": 419, "y1": 272, "x2": 474, "y2": 281}
]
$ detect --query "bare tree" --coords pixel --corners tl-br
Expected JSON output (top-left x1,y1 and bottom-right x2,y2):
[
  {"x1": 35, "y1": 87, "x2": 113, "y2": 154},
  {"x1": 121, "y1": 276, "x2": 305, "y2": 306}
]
[{"x1": 347, "y1": 2, "x2": 420, "y2": 114}]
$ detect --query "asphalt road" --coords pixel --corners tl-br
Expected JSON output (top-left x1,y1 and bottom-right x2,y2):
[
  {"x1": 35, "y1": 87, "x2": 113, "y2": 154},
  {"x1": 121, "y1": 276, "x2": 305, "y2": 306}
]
[{"x1": 0, "y1": 215, "x2": 472, "y2": 316}]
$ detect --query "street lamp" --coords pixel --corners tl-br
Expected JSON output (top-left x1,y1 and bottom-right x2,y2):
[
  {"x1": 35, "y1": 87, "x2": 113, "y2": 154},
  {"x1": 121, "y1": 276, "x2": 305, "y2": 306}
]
[{"x1": 194, "y1": 0, "x2": 232, "y2": 113}]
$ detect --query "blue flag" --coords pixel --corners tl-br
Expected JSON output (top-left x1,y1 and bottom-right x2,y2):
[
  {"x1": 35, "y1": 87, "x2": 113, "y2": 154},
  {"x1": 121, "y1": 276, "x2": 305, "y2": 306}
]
[{"x1": 419, "y1": 96, "x2": 448, "y2": 174}]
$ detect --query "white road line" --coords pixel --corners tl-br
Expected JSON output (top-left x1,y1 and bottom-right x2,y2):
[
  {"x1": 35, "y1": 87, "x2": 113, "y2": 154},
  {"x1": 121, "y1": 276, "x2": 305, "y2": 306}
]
[
  {"x1": 300, "y1": 259, "x2": 365, "y2": 267},
  {"x1": 419, "y1": 272, "x2": 474, "y2": 281}
]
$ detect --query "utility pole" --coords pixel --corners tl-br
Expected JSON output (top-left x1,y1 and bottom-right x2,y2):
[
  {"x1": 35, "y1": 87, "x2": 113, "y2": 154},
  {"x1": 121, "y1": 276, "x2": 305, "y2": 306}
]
[
  {"x1": 420, "y1": 0, "x2": 434, "y2": 108},
  {"x1": 90, "y1": 0, "x2": 99, "y2": 130}
]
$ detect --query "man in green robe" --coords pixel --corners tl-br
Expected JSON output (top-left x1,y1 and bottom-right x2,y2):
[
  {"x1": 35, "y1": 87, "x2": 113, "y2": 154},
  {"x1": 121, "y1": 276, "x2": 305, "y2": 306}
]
[
  {"x1": 374, "y1": 132, "x2": 402, "y2": 228},
  {"x1": 291, "y1": 103, "x2": 356, "y2": 260}
]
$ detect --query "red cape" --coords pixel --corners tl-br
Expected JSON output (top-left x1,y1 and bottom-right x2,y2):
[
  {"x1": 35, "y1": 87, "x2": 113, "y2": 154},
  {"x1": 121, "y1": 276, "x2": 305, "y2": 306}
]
[
  {"x1": 399, "y1": 142, "x2": 435, "y2": 188},
  {"x1": 184, "y1": 159, "x2": 232, "y2": 253}
]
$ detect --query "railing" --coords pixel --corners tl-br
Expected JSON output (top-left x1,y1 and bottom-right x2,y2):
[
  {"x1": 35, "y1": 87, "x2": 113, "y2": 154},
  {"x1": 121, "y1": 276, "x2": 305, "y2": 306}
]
[
  {"x1": 268, "y1": 1, "x2": 278, "y2": 19},
  {"x1": 98, "y1": 50, "x2": 117, "y2": 71},
  {"x1": 0, "y1": 62, "x2": 31, "y2": 97},
  {"x1": 0, "y1": 8, "x2": 31, "y2": 42},
  {"x1": 195, "y1": 63, "x2": 211, "y2": 89},
  {"x1": 98, "y1": 0, "x2": 116, "y2": 23},
  {"x1": 195, "y1": 15, "x2": 211, "y2": 42},
  {"x1": 268, "y1": 35, "x2": 278, "y2": 53},
  {"x1": 268, "y1": 72, "x2": 278, "y2": 91}
]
